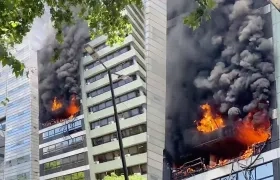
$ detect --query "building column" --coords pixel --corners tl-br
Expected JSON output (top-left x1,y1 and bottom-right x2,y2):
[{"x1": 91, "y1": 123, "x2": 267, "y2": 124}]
[{"x1": 144, "y1": 0, "x2": 167, "y2": 179}]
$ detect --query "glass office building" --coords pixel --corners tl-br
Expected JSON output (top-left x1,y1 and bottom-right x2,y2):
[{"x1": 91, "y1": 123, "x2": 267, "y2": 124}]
[
  {"x1": 0, "y1": 39, "x2": 40, "y2": 180},
  {"x1": 0, "y1": 9, "x2": 52, "y2": 180}
]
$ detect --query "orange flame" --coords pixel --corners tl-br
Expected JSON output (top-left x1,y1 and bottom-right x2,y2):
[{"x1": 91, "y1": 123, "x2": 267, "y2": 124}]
[
  {"x1": 196, "y1": 104, "x2": 225, "y2": 133},
  {"x1": 186, "y1": 168, "x2": 195, "y2": 173},
  {"x1": 236, "y1": 111, "x2": 271, "y2": 146},
  {"x1": 208, "y1": 158, "x2": 230, "y2": 169},
  {"x1": 240, "y1": 148, "x2": 254, "y2": 160},
  {"x1": 66, "y1": 95, "x2": 80, "y2": 118},
  {"x1": 51, "y1": 97, "x2": 63, "y2": 111}
]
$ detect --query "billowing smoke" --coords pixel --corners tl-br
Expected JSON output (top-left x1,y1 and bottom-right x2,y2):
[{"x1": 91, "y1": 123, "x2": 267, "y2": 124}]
[
  {"x1": 166, "y1": 0, "x2": 274, "y2": 162},
  {"x1": 38, "y1": 20, "x2": 89, "y2": 123}
]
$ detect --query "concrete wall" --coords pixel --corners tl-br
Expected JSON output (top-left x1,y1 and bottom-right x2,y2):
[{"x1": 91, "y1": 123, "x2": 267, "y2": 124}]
[{"x1": 144, "y1": 0, "x2": 167, "y2": 179}]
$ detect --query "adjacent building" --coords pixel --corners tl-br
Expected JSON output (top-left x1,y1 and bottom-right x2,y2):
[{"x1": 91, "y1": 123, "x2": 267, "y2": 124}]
[
  {"x1": 81, "y1": 5, "x2": 148, "y2": 180},
  {"x1": 0, "y1": 38, "x2": 40, "y2": 180},
  {"x1": 80, "y1": 2, "x2": 167, "y2": 179}
]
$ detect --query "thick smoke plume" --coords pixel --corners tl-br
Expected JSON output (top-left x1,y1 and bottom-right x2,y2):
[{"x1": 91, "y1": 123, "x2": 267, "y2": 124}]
[
  {"x1": 38, "y1": 21, "x2": 89, "y2": 123},
  {"x1": 166, "y1": 0, "x2": 274, "y2": 161}
]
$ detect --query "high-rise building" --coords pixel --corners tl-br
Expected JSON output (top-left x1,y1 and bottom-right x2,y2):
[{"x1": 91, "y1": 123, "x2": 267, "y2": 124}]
[
  {"x1": 81, "y1": 5, "x2": 147, "y2": 180},
  {"x1": 80, "y1": 2, "x2": 167, "y2": 179},
  {"x1": 0, "y1": 38, "x2": 40, "y2": 180},
  {"x1": 165, "y1": 0, "x2": 280, "y2": 180},
  {"x1": 37, "y1": 18, "x2": 91, "y2": 180}
]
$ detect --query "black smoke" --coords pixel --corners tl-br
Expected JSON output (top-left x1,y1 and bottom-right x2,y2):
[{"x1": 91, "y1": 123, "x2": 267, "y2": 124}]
[
  {"x1": 38, "y1": 20, "x2": 89, "y2": 123},
  {"x1": 166, "y1": 0, "x2": 274, "y2": 163}
]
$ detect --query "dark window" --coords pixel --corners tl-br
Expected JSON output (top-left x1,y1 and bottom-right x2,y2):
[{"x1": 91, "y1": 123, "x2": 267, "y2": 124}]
[
  {"x1": 87, "y1": 75, "x2": 136, "y2": 98},
  {"x1": 92, "y1": 124, "x2": 146, "y2": 146},
  {"x1": 217, "y1": 162, "x2": 273, "y2": 180},
  {"x1": 42, "y1": 119, "x2": 83, "y2": 140},
  {"x1": 90, "y1": 106, "x2": 143, "y2": 129},
  {"x1": 42, "y1": 136, "x2": 85, "y2": 156},
  {"x1": 47, "y1": 171, "x2": 86, "y2": 180},
  {"x1": 84, "y1": 46, "x2": 131, "y2": 71},
  {"x1": 43, "y1": 153, "x2": 86, "y2": 175}
]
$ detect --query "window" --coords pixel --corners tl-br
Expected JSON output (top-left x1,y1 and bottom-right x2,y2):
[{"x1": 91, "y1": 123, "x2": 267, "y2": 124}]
[
  {"x1": 94, "y1": 143, "x2": 147, "y2": 163},
  {"x1": 43, "y1": 153, "x2": 86, "y2": 173},
  {"x1": 217, "y1": 162, "x2": 274, "y2": 180},
  {"x1": 42, "y1": 136, "x2": 85, "y2": 156},
  {"x1": 84, "y1": 46, "x2": 131, "y2": 71},
  {"x1": 90, "y1": 106, "x2": 143, "y2": 129},
  {"x1": 95, "y1": 42, "x2": 107, "y2": 51},
  {"x1": 5, "y1": 155, "x2": 30, "y2": 168},
  {"x1": 85, "y1": 59, "x2": 134, "y2": 84},
  {"x1": 88, "y1": 90, "x2": 139, "y2": 113},
  {"x1": 6, "y1": 172, "x2": 30, "y2": 180},
  {"x1": 87, "y1": 74, "x2": 136, "y2": 98},
  {"x1": 256, "y1": 162, "x2": 273, "y2": 179},
  {"x1": 92, "y1": 124, "x2": 146, "y2": 146},
  {"x1": 42, "y1": 119, "x2": 83, "y2": 140},
  {"x1": 47, "y1": 171, "x2": 86, "y2": 180}
]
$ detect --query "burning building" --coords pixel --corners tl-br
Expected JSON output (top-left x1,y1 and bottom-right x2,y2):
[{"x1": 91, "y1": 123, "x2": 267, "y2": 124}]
[
  {"x1": 38, "y1": 21, "x2": 89, "y2": 128},
  {"x1": 165, "y1": 0, "x2": 279, "y2": 179},
  {"x1": 37, "y1": 20, "x2": 91, "y2": 179}
]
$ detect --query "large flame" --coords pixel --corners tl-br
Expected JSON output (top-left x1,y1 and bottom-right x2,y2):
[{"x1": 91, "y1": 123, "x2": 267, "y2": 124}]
[
  {"x1": 236, "y1": 111, "x2": 271, "y2": 146},
  {"x1": 66, "y1": 95, "x2": 80, "y2": 118},
  {"x1": 51, "y1": 97, "x2": 63, "y2": 111},
  {"x1": 196, "y1": 104, "x2": 225, "y2": 133}
]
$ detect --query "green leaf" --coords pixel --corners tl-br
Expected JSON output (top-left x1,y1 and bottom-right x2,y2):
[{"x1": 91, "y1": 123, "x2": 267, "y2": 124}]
[
  {"x1": 9, "y1": 21, "x2": 20, "y2": 28},
  {"x1": 0, "y1": 0, "x2": 143, "y2": 78},
  {"x1": 207, "y1": 0, "x2": 216, "y2": 10},
  {"x1": 183, "y1": 0, "x2": 216, "y2": 30},
  {"x1": 104, "y1": 173, "x2": 146, "y2": 180}
]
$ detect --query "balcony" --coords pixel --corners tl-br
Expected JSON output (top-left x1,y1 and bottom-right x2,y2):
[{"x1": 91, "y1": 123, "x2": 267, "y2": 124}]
[
  {"x1": 86, "y1": 36, "x2": 107, "y2": 48},
  {"x1": 83, "y1": 36, "x2": 133, "y2": 66},
  {"x1": 90, "y1": 132, "x2": 147, "y2": 156},
  {"x1": 90, "y1": 113, "x2": 146, "y2": 138},
  {"x1": 93, "y1": 153, "x2": 147, "y2": 173},
  {"x1": 87, "y1": 95, "x2": 146, "y2": 122}
]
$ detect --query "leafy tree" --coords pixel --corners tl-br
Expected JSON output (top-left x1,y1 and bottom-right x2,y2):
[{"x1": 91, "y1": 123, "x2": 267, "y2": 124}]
[
  {"x1": 104, "y1": 173, "x2": 146, "y2": 180},
  {"x1": 183, "y1": 0, "x2": 216, "y2": 30},
  {"x1": 0, "y1": 0, "x2": 142, "y2": 77}
]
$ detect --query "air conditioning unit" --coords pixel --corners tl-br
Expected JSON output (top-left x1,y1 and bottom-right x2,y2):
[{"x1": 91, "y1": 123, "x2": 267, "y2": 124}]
[
  {"x1": 109, "y1": 121, "x2": 115, "y2": 124},
  {"x1": 114, "y1": 156, "x2": 121, "y2": 160},
  {"x1": 134, "y1": 173, "x2": 141, "y2": 176},
  {"x1": 95, "y1": 126, "x2": 100, "y2": 129},
  {"x1": 125, "y1": 154, "x2": 131, "y2": 157},
  {"x1": 111, "y1": 138, "x2": 117, "y2": 142},
  {"x1": 119, "y1": 117, "x2": 125, "y2": 121},
  {"x1": 94, "y1": 161, "x2": 99, "y2": 164}
]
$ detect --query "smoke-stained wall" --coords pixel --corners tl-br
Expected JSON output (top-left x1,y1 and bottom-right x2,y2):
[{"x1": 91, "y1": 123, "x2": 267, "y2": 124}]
[
  {"x1": 38, "y1": 21, "x2": 89, "y2": 125},
  {"x1": 166, "y1": 0, "x2": 274, "y2": 164}
]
